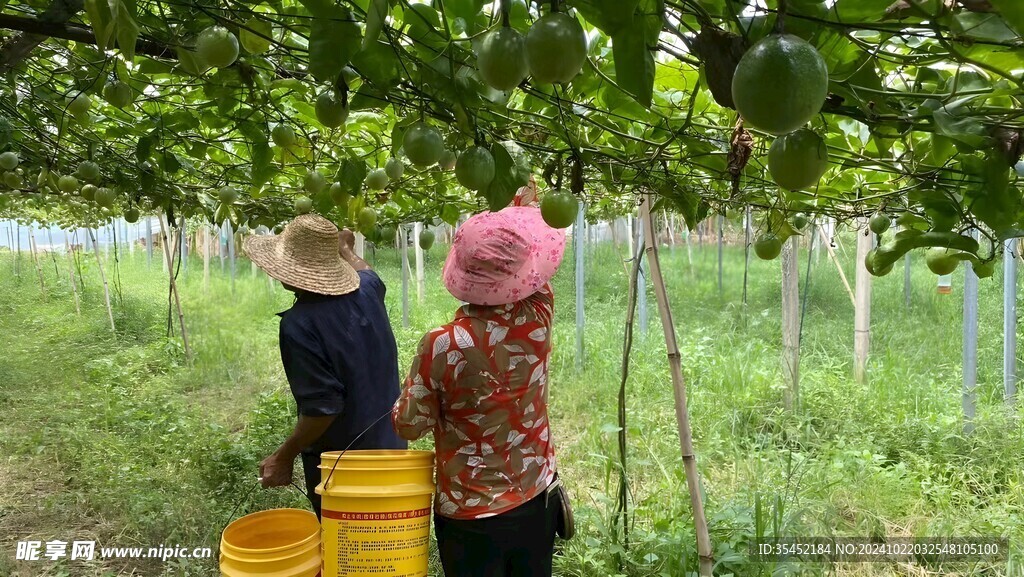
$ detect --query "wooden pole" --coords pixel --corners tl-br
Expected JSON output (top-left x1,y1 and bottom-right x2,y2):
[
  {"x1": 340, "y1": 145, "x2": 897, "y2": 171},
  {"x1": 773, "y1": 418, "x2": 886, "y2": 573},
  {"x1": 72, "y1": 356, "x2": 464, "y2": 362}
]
[
  {"x1": 15, "y1": 222, "x2": 21, "y2": 276},
  {"x1": 853, "y1": 222, "x2": 873, "y2": 384},
  {"x1": 203, "y1": 226, "x2": 211, "y2": 290},
  {"x1": 819, "y1": 225, "x2": 856, "y2": 307},
  {"x1": 159, "y1": 215, "x2": 193, "y2": 359},
  {"x1": 219, "y1": 221, "x2": 226, "y2": 271},
  {"x1": 639, "y1": 195, "x2": 713, "y2": 577},
  {"x1": 414, "y1": 222, "x2": 425, "y2": 304},
  {"x1": 355, "y1": 232, "x2": 365, "y2": 259},
  {"x1": 635, "y1": 215, "x2": 648, "y2": 335},
  {"x1": 227, "y1": 220, "x2": 236, "y2": 293},
  {"x1": 903, "y1": 252, "x2": 912, "y2": 308},
  {"x1": 181, "y1": 220, "x2": 188, "y2": 279},
  {"x1": 400, "y1": 226, "x2": 410, "y2": 328},
  {"x1": 28, "y1": 228, "x2": 46, "y2": 296},
  {"x1": 743, "y1": 206, "x2": 751, "y2": 305},
  {"x1": 781, "y1": 236, "x2": 800, "y2": 410},
  {"x1": 1005, "y1": 239, "x2": 1018, "y2": 408},
  {"x1": 717, "y1": 214, "x2": 724, "y2": 298},
  {"x1": 575, "y1": 203, "x2": 586, "y2": 372},
  {"x1": 45, "y1": 228, "x2": 60, "y2": 278},
  {"x1": 146, "y1": 217, "x2": 153, "y2": 267},
  {"x1": 89, "y1": 228, "x2": 116, "y2": 332},
  {"x1": 963, "y1": 231, "x2": 980, "y2": 436},
  {"x1": 64, "y1": 235, "x2": 80, "y2": 315}
]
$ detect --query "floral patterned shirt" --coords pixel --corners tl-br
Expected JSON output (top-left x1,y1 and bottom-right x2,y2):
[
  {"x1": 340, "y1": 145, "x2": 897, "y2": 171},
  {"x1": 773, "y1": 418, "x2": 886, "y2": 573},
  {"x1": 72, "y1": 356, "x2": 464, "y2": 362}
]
[{"x1": 392, "y1": 285, "x2": 557, "y2": 520}]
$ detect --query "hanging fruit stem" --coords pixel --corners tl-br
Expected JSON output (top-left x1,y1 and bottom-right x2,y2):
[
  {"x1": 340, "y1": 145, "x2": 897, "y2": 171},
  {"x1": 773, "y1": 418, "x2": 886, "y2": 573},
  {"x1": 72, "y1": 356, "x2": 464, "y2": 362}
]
[{"x1": 500, "y1": 0, "x2": 511, "y2": 27}]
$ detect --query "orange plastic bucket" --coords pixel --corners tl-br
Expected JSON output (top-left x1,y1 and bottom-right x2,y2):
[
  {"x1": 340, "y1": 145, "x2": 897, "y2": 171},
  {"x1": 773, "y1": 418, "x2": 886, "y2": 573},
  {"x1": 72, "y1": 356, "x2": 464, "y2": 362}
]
[{"x1": 220, "y1": 508, "x2": 321, "y2": 577}]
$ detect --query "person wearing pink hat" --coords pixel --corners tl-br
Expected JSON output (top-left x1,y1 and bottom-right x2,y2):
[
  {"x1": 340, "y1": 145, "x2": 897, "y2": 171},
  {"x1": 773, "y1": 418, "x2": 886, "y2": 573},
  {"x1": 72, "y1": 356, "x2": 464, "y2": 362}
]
[{"x1": 393, "y1": 189, "x2": 570, "y2": 576}]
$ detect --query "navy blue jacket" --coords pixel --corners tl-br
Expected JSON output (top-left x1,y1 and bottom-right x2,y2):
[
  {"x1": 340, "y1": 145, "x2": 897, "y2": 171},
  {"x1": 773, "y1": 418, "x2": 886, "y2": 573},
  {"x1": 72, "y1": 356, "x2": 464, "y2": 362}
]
[{"x1": 278, "y1": 270, "x2": 407, "y2": 455}]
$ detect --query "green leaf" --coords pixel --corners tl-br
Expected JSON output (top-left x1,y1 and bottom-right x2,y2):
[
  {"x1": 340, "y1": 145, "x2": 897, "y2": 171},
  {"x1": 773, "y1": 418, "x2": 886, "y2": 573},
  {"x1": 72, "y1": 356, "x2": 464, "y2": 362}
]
[
  {"x1": 612, "y1": 23, "x2": 655, "y2": 108},
  {"x1": 336, "y1": 158, "x2": 367, "y2": 195},
  {"x1": 84, "y1": 0, "x2": 115, "y2": 51},
  {"x1": 573, "y1": 0, "x2": 640, "y2": 36},
  {"x1": 112, "y1": 0, "x2": 139, "y2": 62},
  {"x1": 933, "y1": 107, "x2": 990, "y2": 149},
  {"x1": 482, "y1": 141, "x2": 530, "y2": 212},
  {"x1": 990, "y1": 0, "x2": 1024, "y2": 37},
  {"x1": 306, "y1": 5, "x2": 362, "y2": 83},
  {"x1": 362, "y1": 0, "x2": 388, "y2": 51},
  {"x1": 441, "y1": 204, "x2": 461, "y2": 226},
  {"x1": 251, "y1": 142, "x2": 275, "y2": 187},
  {"x1": 135, "y1": 135, "x2": 154, "y2": 165}
]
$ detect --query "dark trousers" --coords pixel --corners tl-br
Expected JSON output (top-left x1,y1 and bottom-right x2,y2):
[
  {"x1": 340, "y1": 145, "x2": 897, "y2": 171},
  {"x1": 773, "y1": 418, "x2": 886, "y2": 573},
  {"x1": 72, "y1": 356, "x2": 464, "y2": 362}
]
[
  {"x1": 434, "y1": 490, "x2": 560, "y2": 577},
  {"x1": 301, "y1": 452, "x2": 322, "y2": 519}
]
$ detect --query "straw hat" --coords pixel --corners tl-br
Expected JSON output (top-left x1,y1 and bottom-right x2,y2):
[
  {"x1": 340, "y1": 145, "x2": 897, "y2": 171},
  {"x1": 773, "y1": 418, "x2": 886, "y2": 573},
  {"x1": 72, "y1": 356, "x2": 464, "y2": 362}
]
[
  {"x1": 443, "y1": 206, "x2": 566, "y2": 306},
  {"x1": 243, "y1": 214, "x2": 360, "y2": 296}
]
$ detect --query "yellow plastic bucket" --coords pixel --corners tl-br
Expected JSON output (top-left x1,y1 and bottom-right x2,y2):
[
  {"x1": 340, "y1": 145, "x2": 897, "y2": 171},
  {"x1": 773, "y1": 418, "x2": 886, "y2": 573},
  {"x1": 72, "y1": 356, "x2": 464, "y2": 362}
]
[
  {"x1": 220, "y1": 508, "x2": 321, "y2": 577},
  {"x1": 316, "y1": 450, "x2": 435, "y2": 577}
]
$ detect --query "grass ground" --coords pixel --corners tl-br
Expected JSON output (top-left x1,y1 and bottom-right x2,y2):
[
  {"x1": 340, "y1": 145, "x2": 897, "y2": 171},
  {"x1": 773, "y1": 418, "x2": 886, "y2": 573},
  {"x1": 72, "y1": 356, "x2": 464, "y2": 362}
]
[{"x1": 0, "y1": 225, "x2": 1021, "y2": 577}]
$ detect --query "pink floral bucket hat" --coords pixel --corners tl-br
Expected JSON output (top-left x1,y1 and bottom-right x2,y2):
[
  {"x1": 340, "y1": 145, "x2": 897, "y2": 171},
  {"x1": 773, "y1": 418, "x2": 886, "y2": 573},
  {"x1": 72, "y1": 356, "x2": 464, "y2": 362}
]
[{"x1": 443, "y1": 206, "x2": 567, "y2": 306}]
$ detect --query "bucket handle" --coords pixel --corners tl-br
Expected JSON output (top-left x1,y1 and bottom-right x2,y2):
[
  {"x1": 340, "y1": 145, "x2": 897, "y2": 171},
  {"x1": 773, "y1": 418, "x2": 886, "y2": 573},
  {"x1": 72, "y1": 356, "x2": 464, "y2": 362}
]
[
  {"x1": 224, "y1": 479, "x2": 314, "y2": 528},
  {"x1": 322, "y1": 409, "x2": 394, "y2": 491}
]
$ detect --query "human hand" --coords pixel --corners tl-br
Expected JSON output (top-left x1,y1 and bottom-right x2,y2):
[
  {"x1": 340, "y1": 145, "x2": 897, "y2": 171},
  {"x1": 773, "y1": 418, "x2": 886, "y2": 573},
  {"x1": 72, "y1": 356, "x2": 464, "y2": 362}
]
[
  {"x1": 339, "y1": 228, "x2": 356, "y2": 252},
  {"x1": 258, "y1": 452, "x2": 294, "y2": 488}
]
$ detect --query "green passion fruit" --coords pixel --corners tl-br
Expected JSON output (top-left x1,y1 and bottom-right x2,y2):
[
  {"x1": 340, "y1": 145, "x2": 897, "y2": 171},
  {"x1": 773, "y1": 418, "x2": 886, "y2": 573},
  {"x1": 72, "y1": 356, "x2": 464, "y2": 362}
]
[
  {"x1": 218, "y1": 185, "x2": 239, "y2": 204},
  {"x1": 732, "y1": 34, "x2": 829, "y2": 135},
  {"x1": 926, "y1": 247, "x2": 959, "y2": 275},
  {"x1": 196, "y1": 26, "x2": 240, "y2": 69},
  {"x1": 540, "y1": 190, "x2": 578, "y2": 229},
  {"x1": 455, "y1": 146, "x2": 496, "y2": 191},
  {"x1": 754, "y1": 234, "x2": 783, "y2": 260},
  {"x1": 80, "y1": 184, "x2": 97, "y2": 201},
  {"x1": 439, "y1": 149, "x2": 458, "y2": 171},
  {"x1": 272, "y1": 124, "x2": 296, "y2": 148},
  {"x1": 67, "y1": 93, "x2": 91, "y2": 119},
  {"x1": 869, "y1": 212, "x2": 891, "y2": 235},
  {"x1": 240, "y1": 18, "x2": 272, "y2": 54},
  {"x1": 315, "y1": 91, "x2": 349, "y2": 128},
  {"x1": 419, "y1": 228, "x2": 435, "y2": 250},
  {"x1": 303, "y1": 170, "x2": 327, "y2": 194},
  {"x1": 365, "y1": 168, "x2": 389, "y2": 191},
  {"x1": 102, "y1": 81, "x2": 133, "y2": 108},
  {"x1": 768, "y1": 129, "x2": 829, "y2": 191},
  {"x1": 403, "y1": 122, "x2": 444, "y2": 167},
  {"x1": 0, "y1": 152, "x2": 18, "y2": 171},
  {"x1": 94, "y1": 187, "x2": 117, "y2": 208},
  {"x1": 791, "y1": 213, "x2": 809, "y2": 231},
  {"x1": 57, "y1": 175, "x2": 79, "y2": 193},
  {"x1": 357, "y1": 207, "x2": 378, "y2": 232},
  {"x1": 294, "y1": 195, "x2": 313, "y2": 214},
  {"x1": 124, "y1": 207, "x2": 140, "y2": 223},
  {"x1": 525, "y1": 12, "x2": 588, "y2": 84},
  {"x1": 3, "y1": 172, "x2": 22, "y2": 189},
  {"x1": 329, "y1": 183, "x2": 350, "y2": 208},
  {"x1": 477, "y1": 27, "x2": 529, "y2": 91},
  {"x1": 77, "y1": 161, "x2": 100, "y2": 181},
  {"x1": 385, "y1": 157, "x2": 405, "y2": 180}
]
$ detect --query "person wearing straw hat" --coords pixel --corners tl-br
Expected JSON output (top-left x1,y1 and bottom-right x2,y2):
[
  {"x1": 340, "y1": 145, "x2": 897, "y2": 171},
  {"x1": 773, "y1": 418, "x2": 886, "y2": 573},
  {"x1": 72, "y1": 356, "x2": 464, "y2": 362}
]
[
  {"x1": 245, "y1": 214, "x2": 406, "y2": 517},
  {"x1": 392, "y1": 187, "x2": 569, "y2": 577}
]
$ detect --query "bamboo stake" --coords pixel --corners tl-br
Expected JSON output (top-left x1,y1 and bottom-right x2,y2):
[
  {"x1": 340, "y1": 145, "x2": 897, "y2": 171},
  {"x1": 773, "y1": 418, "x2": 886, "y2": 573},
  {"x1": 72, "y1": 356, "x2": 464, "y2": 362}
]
[
  {"x1": 854, "y1": 222, "x2": 873, "y2": 384},
  {"x1": 28, "y1": 228, "x2": 46, "y2": 296},
  {"x1": 413, "y1": 222, "x2": 425, "y2": 304},
  {"x1": 159, "y1": 215, "x2": 193, "y2": 359},
  {"x1": 89, "y1": 229, "x2": 116, "y2": 332},
  {"x1": 15, "y1": 222, "x2": 21, "y2": 276},
  {"x1": 781, "y1": 236, "x2": 800, "y2": 411},
  {"x1": 818, "y1": 225, "x2": 856, "y2": 307},
  {"x1": 400, "y1": 225, "x2": 410, "y2": 328},
  {"x1": 575, "y1": 203, "x2": 586, "y2": 371},
  {"x1": 1005, "y1": 239, "x2": 1018, "y2": 408},
  {"x1": 743, "y1": 206, "x2": 751, "y2": 306},
  {"x1": 64, "y1": 236, "x2": 80, "y2": 315},
  {"x1": 717, "y1": 214, "x2": 724, "y2": 298},
  {"x1": 46, "y1": 228, "x2": 60, "y2": 278},
  {"x1": 203, "y1": 225, "x2": 211, "y2": 290},
  {"x1": 640, "y1": 195, "x2": 713, "y2": 576}
]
